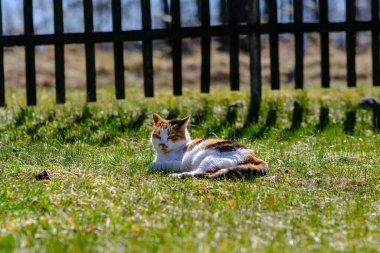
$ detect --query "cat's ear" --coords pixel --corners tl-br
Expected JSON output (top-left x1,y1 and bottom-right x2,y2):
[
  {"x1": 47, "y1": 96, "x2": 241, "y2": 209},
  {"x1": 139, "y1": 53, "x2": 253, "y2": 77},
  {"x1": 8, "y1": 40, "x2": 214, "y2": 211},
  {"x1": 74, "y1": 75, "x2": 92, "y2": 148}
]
[
  {"x1": 177, "y1": 116, "x2": 190, "y2": 130},
  {"x1": 153, "y1": 113, "x2": 163, "y2": 125}
]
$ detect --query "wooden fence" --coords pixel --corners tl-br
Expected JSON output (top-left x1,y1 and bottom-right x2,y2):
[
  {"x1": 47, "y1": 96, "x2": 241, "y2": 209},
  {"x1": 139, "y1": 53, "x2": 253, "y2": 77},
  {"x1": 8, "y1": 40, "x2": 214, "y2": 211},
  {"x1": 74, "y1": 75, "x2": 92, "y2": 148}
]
[{"x1": 0, "y1": 0, "x2": 379, "y2": 122}]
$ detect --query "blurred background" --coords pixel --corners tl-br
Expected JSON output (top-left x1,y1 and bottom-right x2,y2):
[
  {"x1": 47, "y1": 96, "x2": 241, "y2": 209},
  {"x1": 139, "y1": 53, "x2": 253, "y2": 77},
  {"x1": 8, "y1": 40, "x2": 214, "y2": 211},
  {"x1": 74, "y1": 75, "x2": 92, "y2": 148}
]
[
  {"x1": 1, "y1": 0, "x2": 376, "y2": 90},
  {"x1": 2, "y1": 0, "x2": 372, "y2": 44}
]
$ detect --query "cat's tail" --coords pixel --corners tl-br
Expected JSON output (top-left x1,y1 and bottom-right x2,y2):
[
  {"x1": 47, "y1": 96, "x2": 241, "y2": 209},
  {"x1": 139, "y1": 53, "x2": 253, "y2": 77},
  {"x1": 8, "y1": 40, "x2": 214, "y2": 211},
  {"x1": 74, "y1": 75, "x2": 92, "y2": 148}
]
[{"x1": 205, "y1": 154, "x2": 269, "y2": 179}]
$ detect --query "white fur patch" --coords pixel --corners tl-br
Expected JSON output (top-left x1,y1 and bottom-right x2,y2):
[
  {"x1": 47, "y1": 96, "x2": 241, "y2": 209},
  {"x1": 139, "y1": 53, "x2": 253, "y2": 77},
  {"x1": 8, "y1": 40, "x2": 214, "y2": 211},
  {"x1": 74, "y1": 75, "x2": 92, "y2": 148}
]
[{"x1": 182, "y1": 144, "x2": 252, "y2": 173}]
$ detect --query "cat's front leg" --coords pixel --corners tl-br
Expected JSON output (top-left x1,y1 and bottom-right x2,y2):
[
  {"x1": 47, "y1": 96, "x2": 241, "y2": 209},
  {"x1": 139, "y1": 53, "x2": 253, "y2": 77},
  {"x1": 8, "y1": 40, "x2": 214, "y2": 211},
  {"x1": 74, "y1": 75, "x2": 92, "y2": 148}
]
[
  {"x1": 151, "y1": 160, "x2": 182, "y2": 172},
  {"x1": 170, "y1": 170, "x2": 205, "y2": 178}
]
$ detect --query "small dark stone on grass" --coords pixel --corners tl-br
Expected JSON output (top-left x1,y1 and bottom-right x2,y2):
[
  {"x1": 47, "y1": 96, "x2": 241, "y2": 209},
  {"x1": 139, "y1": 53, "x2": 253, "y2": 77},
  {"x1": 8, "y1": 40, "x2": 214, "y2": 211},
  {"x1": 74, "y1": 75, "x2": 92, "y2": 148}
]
[{"x1": 35, "y1": 170, "x2": 50, "y2": 181}]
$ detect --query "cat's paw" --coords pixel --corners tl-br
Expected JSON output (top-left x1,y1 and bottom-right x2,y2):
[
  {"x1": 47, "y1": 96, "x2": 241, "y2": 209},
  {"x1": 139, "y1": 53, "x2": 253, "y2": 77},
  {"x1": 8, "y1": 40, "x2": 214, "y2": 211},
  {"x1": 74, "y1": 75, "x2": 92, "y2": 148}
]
[
  {"x1": 169, "y1": 172, "x2": 196, "y2": 178},
  {"x1": 169, "y1": 173, "x2": 184, "y2": 178},
  {"x1": 151, "y1": 161, "x2": 182, "y2": 171},
  {"x1": 151, "y1": 162, "x2": 160, "y2": 169}
]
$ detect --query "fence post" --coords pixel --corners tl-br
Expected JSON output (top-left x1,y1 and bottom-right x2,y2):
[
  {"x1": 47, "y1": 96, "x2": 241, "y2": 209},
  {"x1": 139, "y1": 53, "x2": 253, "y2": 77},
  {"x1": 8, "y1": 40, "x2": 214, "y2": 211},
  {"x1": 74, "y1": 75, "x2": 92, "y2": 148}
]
[
  {"x1": 200, "y1": 0, "x2": 211, "y2": 93},
  {"x1": 24, "y1": 0, "x2": 37, "y2": 105},
  {"x1": 346, "y1": 0, "x2": 356, "y2": 87},
  {"x1": 319, "y1": 0, "x2": 330, "y2": 88},
  {"x1": 372, "y1": 0, "x2": 380, "y2": 86},
  {"x1": 54, "y1": 0, "x2": 65, "y2": 104},
  {"x1": 84, "y1": 0, "x2": 96, "y2": 102},
  {"x1": 141, "y1": 0, "x2": 154, "y2": 97},
  {"x1": 0, "y1": 0, "x2": 4, "y2": 106},
  {"x1": 294, "y1": 0, "x2": 304, "y2": 89},
  {"x1": 268, "y1": 0, "x2": 280, "y2": 90},
  {"x1": 246, "y1": 0, "x2": 262, "y2": 124},
  {"x1": 112, "y1": 0, "x2": 125, "y2": 99},
  {"x1": 171, "y1": 0, "x2": 182, "y2": 96},
  {"x1": 229, "y1": 0, "x2": 240, "y2": 91}
]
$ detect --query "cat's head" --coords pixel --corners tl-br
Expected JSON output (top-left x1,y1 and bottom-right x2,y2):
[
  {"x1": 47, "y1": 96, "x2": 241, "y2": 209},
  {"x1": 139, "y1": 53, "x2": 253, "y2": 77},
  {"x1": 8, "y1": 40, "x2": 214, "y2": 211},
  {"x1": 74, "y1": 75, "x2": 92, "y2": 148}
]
[{"x1": 151, "y1": 113, "x2": 190, "y2": 154}]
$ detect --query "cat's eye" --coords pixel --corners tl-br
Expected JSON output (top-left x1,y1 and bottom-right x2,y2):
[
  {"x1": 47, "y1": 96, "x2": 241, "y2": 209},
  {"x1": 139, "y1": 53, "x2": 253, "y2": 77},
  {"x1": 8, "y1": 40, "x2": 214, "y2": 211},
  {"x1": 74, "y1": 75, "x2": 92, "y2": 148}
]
[{"x1": 153, "y1": 134, "x2": 161, "y2": 140}]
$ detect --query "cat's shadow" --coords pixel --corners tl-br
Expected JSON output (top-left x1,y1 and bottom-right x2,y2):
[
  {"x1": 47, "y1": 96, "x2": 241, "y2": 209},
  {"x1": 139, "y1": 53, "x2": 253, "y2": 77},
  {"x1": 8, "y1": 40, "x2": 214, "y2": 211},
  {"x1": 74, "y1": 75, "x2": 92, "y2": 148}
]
[{"x1": 149, "y1": 167, "x2": 262, "y2": 181}]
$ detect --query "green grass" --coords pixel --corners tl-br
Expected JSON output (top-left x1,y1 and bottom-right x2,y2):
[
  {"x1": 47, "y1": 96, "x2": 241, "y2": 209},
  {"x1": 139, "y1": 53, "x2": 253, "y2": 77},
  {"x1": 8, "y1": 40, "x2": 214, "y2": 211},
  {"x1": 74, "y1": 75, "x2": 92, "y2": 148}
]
[{"x1": 0, "y1": 85, "x2": 379, "y2": 253}]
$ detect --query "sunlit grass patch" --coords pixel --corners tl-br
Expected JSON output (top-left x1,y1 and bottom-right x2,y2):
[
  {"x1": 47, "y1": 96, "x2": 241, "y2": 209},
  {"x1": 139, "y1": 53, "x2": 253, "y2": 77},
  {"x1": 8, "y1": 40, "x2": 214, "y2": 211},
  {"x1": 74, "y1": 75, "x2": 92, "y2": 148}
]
[{"x1": 0, "y1": 86, "x2": 379, "y2": 253}]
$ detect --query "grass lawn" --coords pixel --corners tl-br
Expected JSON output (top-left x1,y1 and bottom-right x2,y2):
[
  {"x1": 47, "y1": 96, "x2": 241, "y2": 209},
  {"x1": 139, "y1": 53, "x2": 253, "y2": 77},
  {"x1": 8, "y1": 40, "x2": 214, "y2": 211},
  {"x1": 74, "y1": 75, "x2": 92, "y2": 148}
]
[{"x1": 0, "y1": 85, "x2": 379, "y2": 253}]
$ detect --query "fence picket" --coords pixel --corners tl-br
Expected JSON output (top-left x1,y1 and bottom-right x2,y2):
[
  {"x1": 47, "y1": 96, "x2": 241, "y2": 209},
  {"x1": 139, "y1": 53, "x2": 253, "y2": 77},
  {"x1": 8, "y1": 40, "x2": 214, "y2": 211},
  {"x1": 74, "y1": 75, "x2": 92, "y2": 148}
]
[
  {"x1": 201, "y1": 0, "x2": 211, "y2": 93},
  {"x1": 229, "y1": 0, "x2": 240, "y2": 91},
  {"x1": 319, "y1": 0, "x2": 330, "y2": 88},
  {"x1": 372, "y1": 0, "x2": 380, "y2": 86},
  {"x1": 294, "y1": 0, "x2": 304, "y2": 89},
  {"x1": 112, "y1": 0, "x2": 125, "y2": 99},
  {"x1": 346, "y1": 0, "x2": 357, "y2": 87},
  {"x1": 247, "y1": 0, "x2": 262, "y2": 123},
  {"x1": 54, "y1": 0, "x2": 65, "y2": 104},
  {"x1": 268, "y1": 0, "x2": 280, "y2": 90},
  {"x1": 0, "y1": 0, "x2": 4, "y2": 106},
  {"x1": 171, "y1": 0, "x2": 182, "y2": 96},
  {"x1": 84, "y1": 0, "x2": 96, "y2": 102},
  {"x1": 24, "y1": 0, "x2": 37, "y2": 105},
  {"x1": 0, "y1": 50, "x2": 3, "y2": 107},
  {"x1": 141, "y1": 0, "x2": 154, "y2": 97},
  {"x1": 170, "y1": 0, "x2": 182, "y2": 96}
]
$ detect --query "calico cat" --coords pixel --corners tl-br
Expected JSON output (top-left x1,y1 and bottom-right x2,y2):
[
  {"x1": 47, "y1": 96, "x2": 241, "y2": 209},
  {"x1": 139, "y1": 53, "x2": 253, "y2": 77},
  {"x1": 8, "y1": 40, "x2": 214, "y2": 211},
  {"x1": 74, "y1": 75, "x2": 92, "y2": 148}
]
[{"x1": 150, "y1": 113, "x2": 269, "y2": 178}]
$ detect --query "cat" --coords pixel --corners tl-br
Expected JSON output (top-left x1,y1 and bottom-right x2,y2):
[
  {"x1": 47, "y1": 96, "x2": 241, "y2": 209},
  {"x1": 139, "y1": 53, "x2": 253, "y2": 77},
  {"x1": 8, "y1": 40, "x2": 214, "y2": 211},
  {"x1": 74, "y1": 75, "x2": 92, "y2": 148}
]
[{"x1": 150, "y1": 113, "x2": 269, "y2": 178}]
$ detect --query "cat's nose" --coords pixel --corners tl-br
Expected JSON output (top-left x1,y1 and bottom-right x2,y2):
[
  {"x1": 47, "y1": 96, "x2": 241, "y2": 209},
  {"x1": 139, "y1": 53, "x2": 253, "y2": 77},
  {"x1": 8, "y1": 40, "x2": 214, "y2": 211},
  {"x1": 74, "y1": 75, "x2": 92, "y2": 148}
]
[{"x1": 159, "y1": 144, "x2": 168, "y2": 149}]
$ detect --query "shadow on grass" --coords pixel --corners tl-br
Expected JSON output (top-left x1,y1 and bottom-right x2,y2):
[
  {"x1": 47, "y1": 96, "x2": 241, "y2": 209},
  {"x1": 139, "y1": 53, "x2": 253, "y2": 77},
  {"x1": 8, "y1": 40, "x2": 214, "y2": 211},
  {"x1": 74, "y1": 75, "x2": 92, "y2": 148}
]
[
  {"x1": 206, "y1": 101, "x2": 244, "y2": 137},
  {"x1": 7, "y1": 105, "x2": 148, "y2": 146},
  {"x1": 231, "y1": 101, "x2": 367, "y2": 139},
  {"x1": 229, "y1": 106, "x2": 278, "y2": 140},
  {"x1": 4, "y1": 97, "x2": 376, "y2": 146},
  {"x1": 149, "y1": 167, "x2": 262, "y2": 181},
  {"x1": 316, "y1": 106, "x2": 329, "y2": 131},
  {"x1": 358, "y1": 97, "x2": 380, "y2": 132}
]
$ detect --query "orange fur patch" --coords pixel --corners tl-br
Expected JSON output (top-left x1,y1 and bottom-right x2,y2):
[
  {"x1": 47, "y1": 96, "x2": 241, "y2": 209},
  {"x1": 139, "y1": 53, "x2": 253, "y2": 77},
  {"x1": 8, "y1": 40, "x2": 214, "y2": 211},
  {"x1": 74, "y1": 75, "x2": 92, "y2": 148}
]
[
  {"x1": 199, "y1": 139, "x2": 245, "y2": 152},
  {"x1": 199, "y1": 139, "x2": 225, "y2": 150},
  {"x1": 240, "y1": 154, "x2": 263, "y2": 165},
  {"x1": 186, "y1": 138, "x2": 204, "y2": 150}
]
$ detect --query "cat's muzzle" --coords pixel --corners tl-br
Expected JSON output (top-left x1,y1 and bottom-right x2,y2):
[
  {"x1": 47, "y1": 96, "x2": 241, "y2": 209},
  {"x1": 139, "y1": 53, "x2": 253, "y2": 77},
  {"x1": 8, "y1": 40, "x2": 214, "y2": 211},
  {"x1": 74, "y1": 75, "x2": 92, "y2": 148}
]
[{"x1": 158, "y1": 144, "x2": 169, "y2": 152}]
